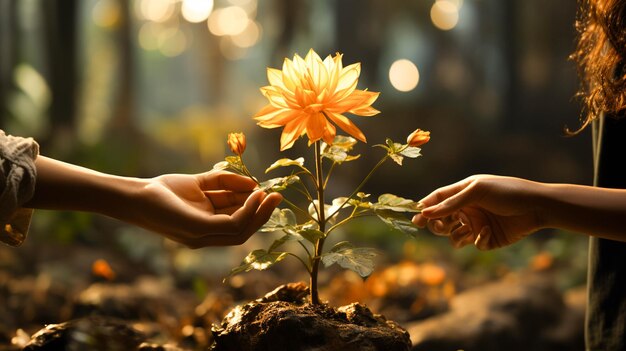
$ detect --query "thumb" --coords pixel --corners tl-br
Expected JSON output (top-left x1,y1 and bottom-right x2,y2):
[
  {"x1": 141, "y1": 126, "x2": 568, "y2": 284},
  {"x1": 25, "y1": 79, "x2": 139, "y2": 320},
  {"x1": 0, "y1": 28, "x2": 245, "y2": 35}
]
[{"x1": 422, "y1": 184, "x2": 476, "y2": 218}]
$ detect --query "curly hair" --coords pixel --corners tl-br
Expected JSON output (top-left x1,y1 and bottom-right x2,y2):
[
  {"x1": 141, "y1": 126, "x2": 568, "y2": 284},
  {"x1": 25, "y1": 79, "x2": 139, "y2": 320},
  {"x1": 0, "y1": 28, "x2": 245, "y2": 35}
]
[{"x1": 569, "y1": 0, "x2": 626, "y2": 133}]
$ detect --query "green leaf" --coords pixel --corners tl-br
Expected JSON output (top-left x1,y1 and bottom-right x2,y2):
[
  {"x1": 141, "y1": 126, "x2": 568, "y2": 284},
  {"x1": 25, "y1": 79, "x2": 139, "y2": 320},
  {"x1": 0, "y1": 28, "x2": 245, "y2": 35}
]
[
  {"x1": 212, "y1": 161, "x2": 230, "y2": 171},
  {"x1": 389, "y1": 153, "x2": 404, "y2": 166},
  {"x1": 375, "y1": 209, "x2": 420, "y2": 237},
  {"x1": 399, "y1": 146, "x2": 422, "y2": 158},
  {"x1": 227, "y1": 249, "x2": 289, "y2": 277},
  {"x1": 331, "y1": 135, "x2": 358, "y2": 149},
  {"x1": 384, "y1": 139, "x2": 421, "y2": 165},
  {"x1": 321, "y1": 241, "x2": 378, "y2": 277},
  {"x1": 260, "y1": 208, "x2": 297, "y2": 232},
  {"x1": 298, "y1": 228, "x2": 325, "y2": 243},
  {"x1": 386, "y1": 138, "x2": 395, "y2": 149},
  {"x1": 268, "y1": 231, "x2": 304, "y2": 251},
  {"x1": 322, "y1": 135, "x2": 361, "y2": 164},
  {"x1": 259, "y1": 175, "x2": 300, "y2": 192},
  {"x1": 374, "y1": 193, "x2": 423, "y2": 213},
  {"x1": 213, "y1": 156, "x2": 246, "y2": 173},
  {"x1": 265, "y1": 157, "x2": 305, "y2": 173}
]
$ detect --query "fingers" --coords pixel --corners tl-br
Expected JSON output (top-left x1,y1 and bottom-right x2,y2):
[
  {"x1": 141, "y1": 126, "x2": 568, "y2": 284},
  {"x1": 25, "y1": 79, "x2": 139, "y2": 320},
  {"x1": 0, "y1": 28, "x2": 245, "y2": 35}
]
[
  {"x1": 205, "y1": 190, "x2": 252, "y2": 209},
  {"x1": 414, "y1": 209, "x2": 487, "y2": 250},
  {"x1": 229, "y1": 190, "x2": 267, "y2": 227},
  {"x1": 425, "y1": 216, "x2": 458, "y2": 236},
  {"x1": 420, "y1": 180, "x2": 481, "y2": 219},
  {"x1": 449, "y1": 222, "x2": 475, "y2": 248},
  {"x1": 474, "y1": 226, "x2": 494, "y2": 250},
  {"x1": 181, "y1": 191, "x2": 282, "y2": 248},
  {"x1": 198, "y1": 171, "x2": 258, "y2": 192},
  {"x1": 418, "y1": 178, "x2": 472, "y2": 209},
  {"x1": 240, "y1": 192, "x2": 283, "y2": 238}
]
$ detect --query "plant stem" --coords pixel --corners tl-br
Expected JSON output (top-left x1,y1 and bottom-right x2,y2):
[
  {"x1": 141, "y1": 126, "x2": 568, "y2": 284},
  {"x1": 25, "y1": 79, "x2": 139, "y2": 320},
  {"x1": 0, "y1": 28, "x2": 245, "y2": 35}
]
[
  {"x1": 287, "y1": 252, "x2": 312, "y2": 274},
  {"x1": 327, "y1": 154, "x2": 390, "y2": 221},
  {"x1": 310, "y1": 141, "x2": 326, "y2": 305}
]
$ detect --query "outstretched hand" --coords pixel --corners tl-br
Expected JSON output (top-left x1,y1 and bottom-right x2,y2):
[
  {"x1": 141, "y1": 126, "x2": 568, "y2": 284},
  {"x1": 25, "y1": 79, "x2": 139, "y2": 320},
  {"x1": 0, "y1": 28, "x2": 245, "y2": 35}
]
[
  {"x1": 130, "y1": 171, "x2": 282, "y2": 248},
  {"x1": 412, "y1": 175, "x2": 544, "y2": 250}
]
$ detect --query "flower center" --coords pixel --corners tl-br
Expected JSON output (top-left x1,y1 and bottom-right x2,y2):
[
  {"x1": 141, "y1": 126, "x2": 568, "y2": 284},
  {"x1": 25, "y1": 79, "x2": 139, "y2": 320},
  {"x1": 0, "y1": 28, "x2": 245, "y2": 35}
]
[{"x1": 304, "y1": 103, "x2": 324, "y2": 114}]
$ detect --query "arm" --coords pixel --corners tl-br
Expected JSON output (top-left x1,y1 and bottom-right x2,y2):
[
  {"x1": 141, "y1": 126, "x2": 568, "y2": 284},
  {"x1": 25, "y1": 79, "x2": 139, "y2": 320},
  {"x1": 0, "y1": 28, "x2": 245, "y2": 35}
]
[
  {"x1": 24, "y1": 156, "x2": 282, "y2": 248},
  {"x1": 411, "y1": 174, "x2": 626, "y2": 250}
]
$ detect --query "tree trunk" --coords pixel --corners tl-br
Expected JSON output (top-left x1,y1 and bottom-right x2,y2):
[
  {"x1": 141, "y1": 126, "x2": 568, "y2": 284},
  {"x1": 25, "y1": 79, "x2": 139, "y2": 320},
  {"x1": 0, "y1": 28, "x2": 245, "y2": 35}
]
[
  {"x1": 0, "y1": 0, "x2": 18, "y2": 129},
  {"x1": 41, "y1": 0, "x2": 79, "y2": 146}
]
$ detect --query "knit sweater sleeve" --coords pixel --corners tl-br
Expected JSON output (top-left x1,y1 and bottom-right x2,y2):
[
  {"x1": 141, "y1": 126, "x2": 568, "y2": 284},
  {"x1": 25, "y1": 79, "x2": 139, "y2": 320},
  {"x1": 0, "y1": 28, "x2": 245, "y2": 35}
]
[{"x1": 0, "y1": 130, "x2": 39, "y2": 247}]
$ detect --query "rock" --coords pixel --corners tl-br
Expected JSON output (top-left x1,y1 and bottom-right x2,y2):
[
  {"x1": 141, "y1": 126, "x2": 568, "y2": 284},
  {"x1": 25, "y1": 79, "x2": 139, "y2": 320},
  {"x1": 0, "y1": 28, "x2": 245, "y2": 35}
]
[
  {"x1": 137, "y1": 342, "x2": 184, "y2": 351},
  {"x1": 211, "y1": 282, "x2": 411, "y2": 351},
  {"x1": 72, "y1": 276, "x2": 190, "y2": 320},
  {"x1": 22, "y1": 316, "x2": 146, "y2": 351},
  {"x1": 406, "y1": 273, "x2": 585, "y2": 351}
]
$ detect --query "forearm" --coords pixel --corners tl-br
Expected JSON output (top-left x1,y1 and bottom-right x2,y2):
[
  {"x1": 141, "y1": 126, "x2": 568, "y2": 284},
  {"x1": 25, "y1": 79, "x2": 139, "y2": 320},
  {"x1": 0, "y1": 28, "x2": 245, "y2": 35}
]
[
  {"x1": 538, "y1": 182, "x2": 626, "y2": 241},
  {"x1": 23, "y1": 156, "x2": 145, "y2": 218}
]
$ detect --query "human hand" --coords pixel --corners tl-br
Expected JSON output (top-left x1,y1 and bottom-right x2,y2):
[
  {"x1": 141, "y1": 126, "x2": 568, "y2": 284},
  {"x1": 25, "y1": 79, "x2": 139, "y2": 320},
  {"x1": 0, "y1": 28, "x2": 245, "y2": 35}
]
[
  {"x1": 412, "y1": 175, "x2": 544, "y2": 250},
  {"x1": 126, "y1": 171, "x2": 282, "y2": 248}
]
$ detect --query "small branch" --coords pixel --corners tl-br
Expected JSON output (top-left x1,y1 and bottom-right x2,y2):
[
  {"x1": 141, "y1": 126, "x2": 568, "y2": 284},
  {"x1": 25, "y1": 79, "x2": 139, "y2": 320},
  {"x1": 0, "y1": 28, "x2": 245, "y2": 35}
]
[
  {"x1": 327, "y1": 154, "x2": 389, "y2": 222},
  {"x1": 323, "y1": 162, "x2": 337, "y2": 189},
  {"x1": 287, "y1": 252, "x2": 311, "y2": 274},
  {"x1": 298, "y1": 241, "x2": 312, "y2": 260}
]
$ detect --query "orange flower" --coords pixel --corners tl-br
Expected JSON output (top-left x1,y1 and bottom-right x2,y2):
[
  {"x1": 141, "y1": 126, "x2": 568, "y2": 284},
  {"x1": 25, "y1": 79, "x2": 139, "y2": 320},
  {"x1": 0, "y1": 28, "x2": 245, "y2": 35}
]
[
  {"x1": 227, "y1": 132, "x2": 246, "y2": 155},
  {"x1": 254, "y1": 49, "x2": 380, "y2": 151},
  {"x1": 406, "y1": 129, "x2": 430, "y2": 147}
]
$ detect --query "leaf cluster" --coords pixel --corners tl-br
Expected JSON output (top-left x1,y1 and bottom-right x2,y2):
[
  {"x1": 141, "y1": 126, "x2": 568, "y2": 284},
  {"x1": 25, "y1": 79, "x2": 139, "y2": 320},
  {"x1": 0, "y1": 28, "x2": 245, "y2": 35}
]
[{"x1": 216, "y1": 135, "x2": 426, "y2": 281}]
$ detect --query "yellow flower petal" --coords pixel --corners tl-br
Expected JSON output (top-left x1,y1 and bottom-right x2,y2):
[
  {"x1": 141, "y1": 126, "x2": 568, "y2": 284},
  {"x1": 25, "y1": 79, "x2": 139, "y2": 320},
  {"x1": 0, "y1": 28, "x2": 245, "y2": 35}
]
[
  {"x1": 326, "y1": 112, "x2": 367, "y2": 143},
  {"x1": 349, "y1": 106, "x2": 380, "y2": 116},
  {"x1": 267, "y1": 68, "x2": 286, "y2": 89},
  {"x1": 256, "y1": 109, "x2": 301, "y2": 127},
  {"x1": 254, "y1": 103, "x2": 280, "y2": 118},
  {"x1": 262, "y1": 88, "x2": 289, "y2": 109},
  {"x1": 306, "y1": 112, "x2": 330, "y2": 142},
  {"x1": 280, "y1": 115, "x2": 308, "y2": 151},
  {"x1": 322, "y1": 122, "x2": 336, "y2": 145},
  {"x1": 328, "y1": 90, "x2": 380, "y2": 115},
  {"x1": 336, "y1": 63, "x2": 360, "y2": 92}
]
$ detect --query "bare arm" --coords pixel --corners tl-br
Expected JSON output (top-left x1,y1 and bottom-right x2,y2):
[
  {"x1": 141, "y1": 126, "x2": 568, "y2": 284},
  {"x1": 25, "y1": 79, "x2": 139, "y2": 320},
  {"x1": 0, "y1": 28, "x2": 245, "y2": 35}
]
[
  {"x1": 540, "y1": 182, "x2": 626, "y2": 240},
  {"x1": 24, "y1": 156, "x2": 282, "y2": 248},
  {"x1": 412, "y1": 175, "x2": 626, "y2": 250}
]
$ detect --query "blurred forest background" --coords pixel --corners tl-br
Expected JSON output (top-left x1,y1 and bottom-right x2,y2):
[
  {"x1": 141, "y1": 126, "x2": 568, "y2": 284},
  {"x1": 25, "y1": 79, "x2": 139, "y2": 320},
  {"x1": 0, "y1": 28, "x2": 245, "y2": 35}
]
[{"x1": 1, "y1": 0, "x2": 591, "y2": 347}]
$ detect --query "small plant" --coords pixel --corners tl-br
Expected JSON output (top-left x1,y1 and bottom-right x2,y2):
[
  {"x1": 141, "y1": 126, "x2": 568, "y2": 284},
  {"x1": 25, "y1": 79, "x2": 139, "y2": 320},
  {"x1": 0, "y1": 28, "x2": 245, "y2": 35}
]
[{"x1": 215, "y1": 49, "x2": 431, "y2": 305}]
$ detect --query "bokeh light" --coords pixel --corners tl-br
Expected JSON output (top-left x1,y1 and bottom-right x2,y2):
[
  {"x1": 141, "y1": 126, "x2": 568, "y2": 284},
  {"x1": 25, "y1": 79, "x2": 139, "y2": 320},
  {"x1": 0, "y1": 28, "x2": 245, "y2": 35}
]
[
  {"x1": 207, "y1": 6, "x2": 249, "y2": 36},
  {"x1": 139, "y1": 0, "x2": 176, "y2": 23},
  {"x1": 138, "y1": 22, "x2": 161, "y2": 50},
  {"x1": 219, "y1": 36, "x2": 248, "y2": 60},
  {"x1": 389, "y1": 59, "x2": 420, "y2": 92},
  {"x1": 430, "y1": 0, "x2": 459, "y2": 31},
  {"x1": 229, "y1": 0, "x2": 258, "y2": 17},
  {"x1": 158, "y1": 27, "x2": 188, "y2": 57},
  {"x1": 442, "y1": 0, "x2": 463, "y2": 8},
  {"x1": 181, "y1": 0, "x2": 214, "y2": 23},
  {"x1": 231, "y1": 20, "x2": 261, "y2": 48},
  {"x1": 92, "y1": 0, "x2": 121, "y2": 28}
]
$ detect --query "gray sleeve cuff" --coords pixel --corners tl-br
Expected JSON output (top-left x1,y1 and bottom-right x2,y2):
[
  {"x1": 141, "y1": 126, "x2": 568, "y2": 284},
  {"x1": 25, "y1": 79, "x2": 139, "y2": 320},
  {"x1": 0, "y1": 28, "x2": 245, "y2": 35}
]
[{"x1": 1, "y1": 130, "x2": 39, "y2": 247}]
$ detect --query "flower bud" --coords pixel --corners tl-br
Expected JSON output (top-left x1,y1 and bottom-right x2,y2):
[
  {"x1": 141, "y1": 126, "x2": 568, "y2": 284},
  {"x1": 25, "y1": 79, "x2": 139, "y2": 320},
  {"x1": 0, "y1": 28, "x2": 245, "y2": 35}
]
[
  {"x1": 227, "y1": 132, "x2": 246, "y2": 155},
  {"x1": 406, "y1": 129, "x2": 430, "y2": 147}
]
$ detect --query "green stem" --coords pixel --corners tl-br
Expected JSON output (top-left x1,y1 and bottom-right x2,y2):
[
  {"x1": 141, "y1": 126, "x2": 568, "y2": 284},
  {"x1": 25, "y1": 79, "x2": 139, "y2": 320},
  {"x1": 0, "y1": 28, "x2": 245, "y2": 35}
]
[
  {"x1": 323, "y1": 162, "x2": 336, "y2": 189},
  {"x1": 326, "y1": 205, "x2": 359, "y2": 235},
  {"x1": 281, "y1": 197, "x2": 311, "y2": 219},
  {"x1": 327, "y1": 154, "x2": 390, "y2": 221},
  {"x1": 298, "y1": 241, "x2": 312, "y2": 260},
  {"x1": 310, "y1": 141, "x2": 326, "y2": 305},
  {"x1": 287, "y1": 252, "x2": 311, "y2": 274}
]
